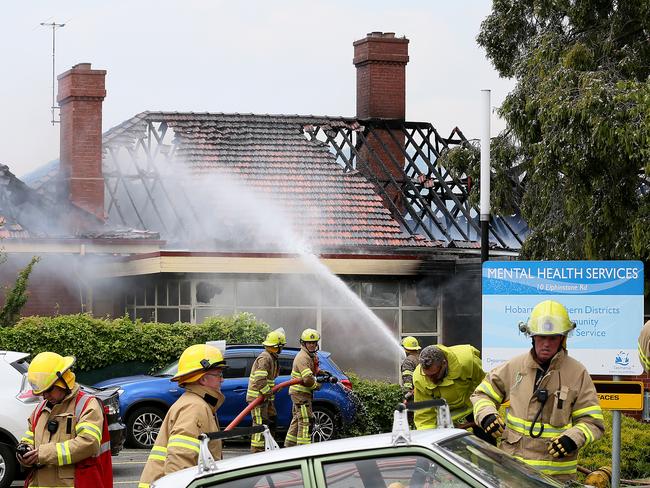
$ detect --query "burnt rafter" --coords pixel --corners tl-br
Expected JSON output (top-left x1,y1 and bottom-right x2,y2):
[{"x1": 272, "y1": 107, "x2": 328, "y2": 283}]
[
  {"x1": 100, "y1": 113, "x2": 527, "y2": 249},
  {"x1": 304, "y1": 119, "x2": 527, "y2": 248}
]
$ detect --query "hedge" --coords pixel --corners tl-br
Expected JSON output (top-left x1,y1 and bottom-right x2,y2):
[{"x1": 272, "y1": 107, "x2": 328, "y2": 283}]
[
  {"x1": 0, "y1": 313, "x2": 269, "y2": 371},
  {"x1": 345, "y1": 374, "x2": 650, "y2": 480}
]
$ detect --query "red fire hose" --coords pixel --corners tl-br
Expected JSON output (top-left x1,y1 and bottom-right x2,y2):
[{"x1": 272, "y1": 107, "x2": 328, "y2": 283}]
[{"x1": 225, "y1": 378, "x2": 302, "y2": 431}]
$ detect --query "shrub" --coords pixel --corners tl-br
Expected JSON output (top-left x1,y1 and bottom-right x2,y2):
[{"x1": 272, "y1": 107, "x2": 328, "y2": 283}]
[
  {"x1": 340, "y1": 372, "x2": 403, "y2": 437},
  {"x1": 0, "y1": 313, "x2": 269, "y2": 371}
]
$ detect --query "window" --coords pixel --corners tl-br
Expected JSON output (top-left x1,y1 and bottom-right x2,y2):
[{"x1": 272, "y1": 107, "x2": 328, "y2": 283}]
[
  {"x1": 222, "y1": 357, "x2": 249, "y2": 379},
  {"x1": 278, "y1": 357, "x2": 294, "y2": 376},
  {"x1": 205, "y1": 468, "x2": 304, "y2": 488},
  {"x1": 322, "y1": 455, "x2": 470, "y2": 488}
]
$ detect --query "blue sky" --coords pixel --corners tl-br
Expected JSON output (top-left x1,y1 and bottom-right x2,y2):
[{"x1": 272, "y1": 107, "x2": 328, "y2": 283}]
[{"x1": 1, "y1": 1, "x2": 514, "y2": 177}]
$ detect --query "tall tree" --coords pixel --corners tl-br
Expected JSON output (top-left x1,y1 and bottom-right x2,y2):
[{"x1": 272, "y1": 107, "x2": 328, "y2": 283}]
[
  {"x1": 445, "y1": 1, "x2": 649, "y2": 270},
  {"x1": 0, "y1": 256, "x2": 40, "y2": 327}
]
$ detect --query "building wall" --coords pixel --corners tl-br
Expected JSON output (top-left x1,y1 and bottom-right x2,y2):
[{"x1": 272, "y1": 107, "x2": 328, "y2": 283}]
[{"x1": 0, "y1": 255, "x2": 84, "y2": 317}]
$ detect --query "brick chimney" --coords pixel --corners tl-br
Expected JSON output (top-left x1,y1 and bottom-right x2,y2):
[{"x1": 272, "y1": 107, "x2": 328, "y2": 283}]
[
  {"x1": 57, "y1": 63, "x2": 106, "y2": 221},
  {"x1": 353, "y1": 32, "x2": 408, "y2": 214}
]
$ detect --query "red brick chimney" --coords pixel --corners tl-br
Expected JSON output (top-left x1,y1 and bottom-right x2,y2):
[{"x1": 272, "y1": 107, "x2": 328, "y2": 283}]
[
  {"x1": 353, "y1": 32, "x2": 408, "y2": 214},
  {"x1": 57, "y1": 63, "x2": 106, "y2": 221}
]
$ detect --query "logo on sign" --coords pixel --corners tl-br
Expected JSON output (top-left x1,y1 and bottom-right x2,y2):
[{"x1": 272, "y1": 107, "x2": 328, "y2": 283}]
[{"x1": 614, "y1": 351, "x2": 630, "y2": 366}]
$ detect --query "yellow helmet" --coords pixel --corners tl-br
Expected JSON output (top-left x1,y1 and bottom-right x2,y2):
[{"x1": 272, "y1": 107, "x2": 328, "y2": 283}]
[
  {"x1": 172, "y1": 344, "x2": 226, "y2": 386},
  {"x1": 402, "y1": 336, "x2": 421, "y2": 351},
  {"x1": 300, "y1": 328, "x2": 320, "y2": 342},
  {"x1": 28, "y1": 352, "x2": 76, "y2": 395},
  {"x1": 519, "y1": 300, "x2": 576, "y2": 337},
  {"x1": 263, "y1": 328, "x2": 286, "y2": 347}
]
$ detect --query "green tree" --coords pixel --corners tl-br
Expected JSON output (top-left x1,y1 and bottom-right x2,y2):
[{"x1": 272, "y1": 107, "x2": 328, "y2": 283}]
[
  {"x1": 0, "y1": 256, "x2": 40, "y2": 327},
  {"x1": 444, "y1": 1, "x2": 650, "y2": 274}
]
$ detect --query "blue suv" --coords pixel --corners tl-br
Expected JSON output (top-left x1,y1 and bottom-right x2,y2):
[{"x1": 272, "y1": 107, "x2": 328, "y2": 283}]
[{"x1": 94, "y1": 346, "x2": 355, "y2": 449}]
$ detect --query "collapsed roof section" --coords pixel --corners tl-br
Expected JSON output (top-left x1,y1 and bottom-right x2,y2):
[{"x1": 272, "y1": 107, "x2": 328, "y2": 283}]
[{"x1": 94, "y1": 112, "x2": 526, "y2": 252}]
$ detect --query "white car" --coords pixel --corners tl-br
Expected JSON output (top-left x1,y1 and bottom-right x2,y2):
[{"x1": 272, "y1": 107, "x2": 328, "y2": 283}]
[
  {"x1": 151, "y1": 402, "x2": 574, "y2": 488},
  {"x1": 0, "y1": 351, "x2": 125, "y2": 488}
]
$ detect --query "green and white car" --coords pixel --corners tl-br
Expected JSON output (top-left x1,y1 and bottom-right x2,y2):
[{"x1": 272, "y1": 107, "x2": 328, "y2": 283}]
[{"x1": 151, "y1": 402, "x2": 572, "y2": 488}]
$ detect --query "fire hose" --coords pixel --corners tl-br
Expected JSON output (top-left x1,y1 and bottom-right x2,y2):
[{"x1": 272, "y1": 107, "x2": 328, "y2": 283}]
[
  {"x1": 225, "y1": 378, "x2": 302, "y2": 431},
  {"x1": 225, "y1": 371, "x2": 340, "y2": 431}
]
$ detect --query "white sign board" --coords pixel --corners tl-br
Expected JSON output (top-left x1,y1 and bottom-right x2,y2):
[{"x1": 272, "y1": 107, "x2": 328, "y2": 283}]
[{"x1": 482, "y1": 261, "x2": 644, "y2": 375}]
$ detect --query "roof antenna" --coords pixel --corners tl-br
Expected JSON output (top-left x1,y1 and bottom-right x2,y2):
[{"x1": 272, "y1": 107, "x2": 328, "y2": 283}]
[{"x1": 40, "y1": 21, "x2": 66, "y2": 125}]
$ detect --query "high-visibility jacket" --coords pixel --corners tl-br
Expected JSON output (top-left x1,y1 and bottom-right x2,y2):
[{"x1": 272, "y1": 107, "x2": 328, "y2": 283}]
[
  {"x1": 413, "y1": 344, "x2": 484, "y2": 429},
  {"x1": 21, "y1": 384, "x2": 112, "y2": 487},
  {"x1": 471, "y1": 348, "x2": 604, "y2": 481},
  {"x1": 246, "y1": 349, "x2": 279, "y2": 405},
  {"x1": 138, "y1": 384, "x2": 224, "y2": 488},
  {"x1": 400, "y1": 353, "x2": 419, "y2": 391},
  {"x1": 288, "y1": 347, "x2": 319, "y2": 401},
  {"x1": 639, "y1": 320, "x2": 650, "y2": 372}
]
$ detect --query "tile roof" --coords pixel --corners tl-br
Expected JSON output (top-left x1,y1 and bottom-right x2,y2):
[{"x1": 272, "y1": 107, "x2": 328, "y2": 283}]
[{"x1": 100, "y1": 112, "x2": 440, "y2": 251}]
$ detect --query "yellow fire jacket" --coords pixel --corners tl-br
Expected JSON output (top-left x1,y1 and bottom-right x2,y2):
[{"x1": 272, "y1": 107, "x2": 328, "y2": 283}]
[
  {"x1": 400, "y1": 353, "x2": 419, "y2": 391},
  {"x1": 639, "y1": 320, "x2": 650, "y2": 372},
  {"x1": 246, "y1": 350, "x2": 279, "y2": 404},
  {"x1": 413, "y1": 344, "x2": 485, "y2": 429},
  {"x1": 21, "y1": 384, "x2": 106, "y2": 487},
  {"x1": 471, "y1": 348, "x2": 604, "y2": 480},
  {"x1": 288, "y1": 347, "x2": 319, "y2": 402},
  {"x1": 138, "y1": 384, "x2": 224, "y2": 488}
]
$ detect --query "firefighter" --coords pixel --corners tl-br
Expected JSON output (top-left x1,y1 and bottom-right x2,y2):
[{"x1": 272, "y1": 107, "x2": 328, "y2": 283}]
[
  {"x1": 471, "y1": 300, "x2": 604, "y2": 482},
  {"x1": 412, "y1": 344, "x2": 489, "y2": 441},
  {"x1": 17, "y1": 352, "x2": 112, "y2": 488},
  {"x1": 400, "y1": 336, "x2": 421, "y2": 402},
  {"x1": 284, "y1": 328, "x2": 321, "y2": 447},
  {"x1": 639, "y1": 320, "x2": 650, "y2": 372},
  {"x1": 247, "y1": 328, "x2": 286, "y2": 452},
  {"x1": 139, "y1": 344, "x2": 227, "y2": 488}
]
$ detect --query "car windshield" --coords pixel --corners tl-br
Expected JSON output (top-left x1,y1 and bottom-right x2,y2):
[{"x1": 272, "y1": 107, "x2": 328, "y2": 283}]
[
  {"x1": 439, "y1": 435, "x2": 565, "y2": 488},
  {"x1": 154, "y1": 361, "x2": 179, "y2": 376}
]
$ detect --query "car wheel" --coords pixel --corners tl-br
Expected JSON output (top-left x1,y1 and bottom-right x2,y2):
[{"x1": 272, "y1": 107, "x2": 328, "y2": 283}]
[
  {"x1": 0, "y1": 443, "x2": 17, "y2": 488},
  {"x1": 312, "y1": 406, "x2": 336, "y2": 443},
  {"x1": 127, "y1": 406, "x2": 166, "y2": 449}
]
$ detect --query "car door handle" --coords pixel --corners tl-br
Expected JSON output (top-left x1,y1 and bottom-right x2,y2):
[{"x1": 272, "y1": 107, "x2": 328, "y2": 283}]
[{"x1": 233, "y1": 387, "x2": 247, "y2": 392}]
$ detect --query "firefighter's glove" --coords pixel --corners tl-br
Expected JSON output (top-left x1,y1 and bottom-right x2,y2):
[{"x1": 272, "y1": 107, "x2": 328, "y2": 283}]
[
  {"x1": 548, "y1": 435, "x2": 577, "y2": 458},
  {"x1": 403, "y1": 391, "x2": 414, "y2": 403},
  {"x1": 316, "y1": 371, "x2": 337, "y2": 383},
  {"x1": 481, "y1": 414, "x2": 505, "y2": 439}
]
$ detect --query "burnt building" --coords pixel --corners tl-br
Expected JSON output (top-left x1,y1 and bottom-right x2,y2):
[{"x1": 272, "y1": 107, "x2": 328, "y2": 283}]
[{"x1": 2, "y1": 33, "x2": 526, "y2": 379}]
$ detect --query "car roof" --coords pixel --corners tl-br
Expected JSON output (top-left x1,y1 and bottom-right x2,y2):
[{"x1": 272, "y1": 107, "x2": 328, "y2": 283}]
[
  {"x1": 0, "y1": 350, "x2": 30, "y2": 363},
  {"x1": 226, "y1": 345, "x2": 331, "y2": 357},
  {"x1": 157, "y1": 428, "x2": 468, "y2": 486}
]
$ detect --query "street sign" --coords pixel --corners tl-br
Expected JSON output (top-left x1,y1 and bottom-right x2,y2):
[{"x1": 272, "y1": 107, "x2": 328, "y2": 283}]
[
  {"x1": 482, "y1": 260, "x2": 644, "y2": 375},
  {"x1": 594, "y1": 381, "x2": 644, "y2": 411}
]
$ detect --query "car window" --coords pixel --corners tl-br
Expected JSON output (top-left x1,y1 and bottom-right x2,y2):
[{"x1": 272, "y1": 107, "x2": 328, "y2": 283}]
[
  {"x1": 223, "y1": 357, "x2": 248, "y2": 379},
  {"x1": 198, "y1": 467, "x2": 305, "y2": 488},
  {"x1": 322, "y1": 455, "x2": 470, "y2": 488},
  {"x1": 279, "y1": 357, "x2": 293, "y2": 375},
  {"x1": 440, "y1": 435, "x2": 564, "y2": 488}
]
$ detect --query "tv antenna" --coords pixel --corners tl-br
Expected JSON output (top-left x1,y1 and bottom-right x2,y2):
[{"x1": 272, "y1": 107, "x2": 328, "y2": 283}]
[{"x1": 40, "y1": 21, "x2": 66, "y2": 125}]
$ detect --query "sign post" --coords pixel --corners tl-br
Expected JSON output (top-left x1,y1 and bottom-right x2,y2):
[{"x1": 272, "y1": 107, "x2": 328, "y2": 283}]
[{"x1": 482, "y1": 261, "x2": 644, "y2": 488}]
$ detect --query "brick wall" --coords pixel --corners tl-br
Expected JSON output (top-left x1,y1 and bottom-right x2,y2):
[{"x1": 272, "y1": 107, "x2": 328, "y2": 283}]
[{"x1": 57, "y1": 63, "x2": 106, "y2": 221}]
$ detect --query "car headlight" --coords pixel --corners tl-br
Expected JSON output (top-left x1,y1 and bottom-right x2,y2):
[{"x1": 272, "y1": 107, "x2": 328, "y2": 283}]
[{"x1": 105, "y1": 402, "x2": 119, "y2": 415}]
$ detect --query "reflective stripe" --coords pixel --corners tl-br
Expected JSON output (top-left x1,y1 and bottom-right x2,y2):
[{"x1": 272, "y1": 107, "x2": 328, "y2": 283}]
[
  {"x1": 575, "y1": 423, "x2": 594, "y2": 445},
  {"x1": 247, "y1": 390, "x2": 261, "y2": 398},
  {"x1": 56, "y1": 441, "x2": 72, "y2": 465},
  {"x1": 506, "y1": 413, "x2": 571, "y2": 438},
  {"x1": 147, "y1": 445, "x2": 167, "y2": 462},
  {"x1": 640, "y1": 341, "x2": 650, "y2": 369},
  {"x1": 473, "y1": 398, "x2": 495, "y2": 417},
  {"x1": 403, "y1": 382, "x2": 413, "y2": 389},
  {"x1": 99, "y1": 441, "x2": 111, "y2": 455},
  {"x1": 21, "y1": 430, "x2": 34, "y2": 445},
  {"x1": 299, "y1": 368, "x2": 312, "y2": 378},
  {"x1": 572, "y1": 405, "x2": 603, "y2": 420},
  {"x1": 252, "y1": 370, "x2": 268, "y2": 377},
  {"x1": 513, "y1": 455, "x2": 577, "y2": 475},
  {"x1": 403, "y1": 370, "x2": 413, "y2": 376},
  {"x1": 168, "y1": 434, "x2": 200, "y2": 453},
  {"x1": 290, "y1": 385, "x2": 315, "y2": 394},
  {"x1": 76, "y1": 421, "x2": 102, "y2": 445},
  {"x1": 476, "y1": 380, "x2": 503, "y2": 403},
  {"x1": 297, "y1": 404, "x2": 310, "y2": 445},
  {"x1": 138, "y1": 484, "x2": 151, "y2": 488}
]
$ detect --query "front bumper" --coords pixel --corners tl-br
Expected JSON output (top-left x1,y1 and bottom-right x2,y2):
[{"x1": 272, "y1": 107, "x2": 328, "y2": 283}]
[{"x1": 109, "y1": 421, "x2": 127, "y2": 455}]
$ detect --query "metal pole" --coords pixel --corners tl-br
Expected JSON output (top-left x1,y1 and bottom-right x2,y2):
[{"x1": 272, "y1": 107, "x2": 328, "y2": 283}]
[
  {"x1": 611, "y1": 374, "x2": 621, "y2": 488},
  {"x1": 480, "y1": 90, "x2": 491, "y2": 262},
  {"x1": 40, "y1": 21, "x2": 65, "y2": 124}
]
